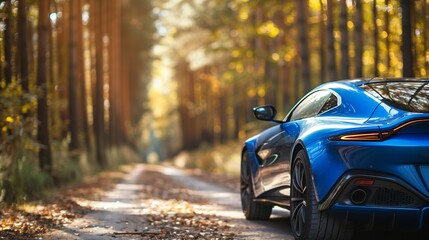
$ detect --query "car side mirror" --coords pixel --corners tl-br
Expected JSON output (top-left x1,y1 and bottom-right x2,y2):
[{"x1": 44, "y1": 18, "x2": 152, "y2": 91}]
[{"x1": 253, "y1": 105, "x2": 277, "y2": 121}]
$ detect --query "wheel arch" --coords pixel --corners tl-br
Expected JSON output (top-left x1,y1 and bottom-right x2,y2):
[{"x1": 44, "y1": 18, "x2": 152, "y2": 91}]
[{"x1": 291, "y1": 141, "x2": 320, "y2": 203}]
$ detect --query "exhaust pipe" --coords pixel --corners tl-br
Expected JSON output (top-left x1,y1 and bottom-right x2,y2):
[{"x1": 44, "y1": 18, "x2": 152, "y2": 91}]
[{"x1": 350, "y1": 188, "x2": 367, "y2": 205}]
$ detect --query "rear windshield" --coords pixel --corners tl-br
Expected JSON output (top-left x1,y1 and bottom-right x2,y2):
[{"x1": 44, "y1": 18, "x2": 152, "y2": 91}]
[{"x1": 361, "y1": 81, "x2": 429, "y2": 113}]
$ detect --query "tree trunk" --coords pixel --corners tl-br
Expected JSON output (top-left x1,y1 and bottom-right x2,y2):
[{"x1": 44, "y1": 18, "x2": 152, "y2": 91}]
[
  {"x1": 254, "y1": 7, "x2": 265, "y2": 105},
  {"x1": 176, "y1": 61, "x2": 198, "y2": 150},
  {"x1": 115, "y1": 0, "x2": 123, "y2": 142},
  {"x1": 93, "y1": 1, "x2": 107, "y2": 166},
  {"x1": 385, "y1": 0, "x2": 391, "y2": 74},
  {"x1": 68, "y1": 0, "x2": 79, "y2": 151},
  {"x1": 219, "y1": 85, "x2": 228, "y2": 144},
  {"x1": 109, "y1": 0, "x2": 122, "y2": 146},
  {"x1": 297, "y1": 0, "x2": 311, "y2": 93},
  {"x1": 319, "y1": 0, "x2": 326, "y2": 83},
  {"x1": 18, "y1": 0, "x2": 29, "y2": 92},
  {"x1": 327, "y1": 0, "x2": 337, "y2": 81},
  {"x1": 401, "y1": 0, "x2": 415, "y2": 77},
  {"x1": 37, "y1": 0, "x2": 53, "y2": 174},
  {"x1": 58, "y1": 1, "x2": 70, "y2": 139},
  {"x1": 354, "y1": 0, "x2": 363, "y2": 78},
  {"x1": 424, "y1": 0, "x2": 429, "y2": 77},
  {"x1": 3, "y1": 0, "x2": 13, "y2": 85},
  {"x1": 76, "y1": 0, "x2": 91, "y2": 149},
  {"x1": 373, "y1": 1, "x2": 379, "y2": 76},
  {"x1": 340, "y1": 0, "x2": 350, "y2": 79}
]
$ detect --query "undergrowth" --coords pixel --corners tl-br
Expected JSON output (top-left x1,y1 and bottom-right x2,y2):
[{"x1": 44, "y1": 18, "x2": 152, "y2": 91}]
[
  {"x1": 170, "y1": 141, "x2": 242, "y2": 177},
  {"x1": 0, "y1": 135, "x2": 141, "y2": 205}
]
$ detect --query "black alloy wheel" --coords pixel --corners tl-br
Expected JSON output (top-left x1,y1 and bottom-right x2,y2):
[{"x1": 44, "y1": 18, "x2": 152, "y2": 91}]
[
  {"x1": 291, "y1": 150, "x2": 353, "y2": 240},
  {"x1": 291, "y1": 156, "x2": 307, "y2": 238},
  {"x1": 240, "y1": 150, "x2": 272, "y2": 220}
]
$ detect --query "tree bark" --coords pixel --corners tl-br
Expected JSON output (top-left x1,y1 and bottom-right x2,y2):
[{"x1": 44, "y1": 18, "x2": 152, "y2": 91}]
[
  {"x1": 385, "y1": 0, "x2": 391, "y2": 74},
  {"x1": 93, "y1": 0, "x2": 107, "y2": 166},
  {"x1": 76, "y1": 0, "x2": 91, "y2": 149},
  {"x1": 401, "y1": 0, "x2": 415, "y2": 77},
  {"x1": 68, "y1": 0, "x2": 79, "y2": 151},
  {"x1": 37, "y1": 0, "x2": 53, "y2": 174},
  {"x1": 354, "y1": 0, "x2": 364, "y2": 78},
  {"x1": 373, "y1": 0, "x2": 379, "y2": 76},
  {"x1": 176, "y1": 61, "x2": 198, "y2": 150},
  {"x1": 327, "y1": 0, "x2": 337, "y2": 81},
  {"x1": 109, "y1": 0, "x2": 122, "y2": 146},
  {"x1": 340, "y1": 0, "x2": 350, "y2": 79},
  {"x1": 424, "y1": 0, "x2": 429, "y2": 77},
  {"x1": 18, "y1": 0, "x2": 29, "y2": 92},
  {"x1": 3, "y1": 0, "x2": 13, "y2": 85},
  {"x1": 297, "y1": 0, "x2": 311, "y2": 93},
  {"x1": 319, "y1": 0, "x2": 326, "y2": 83}
]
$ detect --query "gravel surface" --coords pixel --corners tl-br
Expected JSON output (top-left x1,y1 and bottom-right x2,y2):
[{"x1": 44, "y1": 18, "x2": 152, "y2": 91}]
[{"x1": 42, "y1": 163, "x2": 293, "y2": 240}]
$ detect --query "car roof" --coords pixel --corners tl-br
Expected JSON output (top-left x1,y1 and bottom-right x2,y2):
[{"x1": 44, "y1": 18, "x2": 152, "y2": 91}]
[{"x1": 334, "y1": 77, "x2": 429, "y2": 85}]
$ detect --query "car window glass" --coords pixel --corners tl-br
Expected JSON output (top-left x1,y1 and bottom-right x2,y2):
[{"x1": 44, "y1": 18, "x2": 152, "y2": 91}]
[
  {"x1": 319, "y1": 93, "x2": 338, "y2": 114},
  {"x1": 290, "y1": 90, "x2": 333, "y2": 121},
  {"x1": 361, "y1": 81, "x2": 429, "y2": 113}
]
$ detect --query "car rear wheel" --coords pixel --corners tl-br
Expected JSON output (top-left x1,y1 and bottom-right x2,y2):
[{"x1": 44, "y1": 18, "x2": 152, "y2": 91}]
[
  {"x1": 240, "y1": 150, "x2": 272, "y2": 220},
  {"x1": 291, "y1": 150, "x2": 353, "y2": 240}
]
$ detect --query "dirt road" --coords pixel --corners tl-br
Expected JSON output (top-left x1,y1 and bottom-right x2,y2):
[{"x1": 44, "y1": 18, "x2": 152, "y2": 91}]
[{"x1": 43, "y1": 163, "x2": 294, "y2": 239}]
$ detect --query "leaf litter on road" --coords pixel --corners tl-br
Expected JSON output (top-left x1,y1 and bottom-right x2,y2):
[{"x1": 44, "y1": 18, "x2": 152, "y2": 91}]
[
  {"x1": 1, "y1": 164, "x2": 238, "y2": 239},
  {"x1": 111, "y1": 167, "x2": 237, "y2": 239}
]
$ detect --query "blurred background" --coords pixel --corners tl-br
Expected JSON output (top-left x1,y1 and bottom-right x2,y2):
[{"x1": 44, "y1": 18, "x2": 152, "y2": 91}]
[{"x1": 0, "y1": 0, "x2": 428, "y2": 203}]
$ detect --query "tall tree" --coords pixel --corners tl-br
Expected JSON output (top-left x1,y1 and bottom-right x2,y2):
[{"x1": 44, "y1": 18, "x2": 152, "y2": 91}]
[
  {"x1": 108, "y1": 0, "x2": 122, "y2": 146},
  {"x1": 319, "y1": 0, "x2": 326, "y2": 83},
  {"x1": 354, "y1": 0, "x2": 364, "y2": 77},
  {"x1": 340, "y1": 0, "x2": 350, "y2": 79},
  {"x1": 68, "y1": 0, "x2": 79, "y2": 151},
  {"x1": 76, "y1": 0, "x2": 91, "y2": 148},
  {"x1": 401, "y1": 0, "x2": 415, "y2": 77},
  {"x1": 37, "y1": 0, "x2": 53, "y2": 173},
  {"x1": 297, "y1": 0, "x2": 311, "y2": 93},
  {"x1": 18, "y1": 0, "x2": 29, "y2": 92},
  {"x1": 326, "y1": 0, "x2": 337, "y2": 81},
  {"x1": 424, "y1": 0, "x2": 429, "y2": 77},
  {"x1": 373, "y1": 0, "x2": 379, "y2": 76},
  {"x1": 93, "y1": 1, "x2": 107, "y2": 165},
  {"x1": 3, "y1": 0, "x2": 13, "y2": 85},
  {"x1": 385, "y1": 0, "x2": 391, "y2": 74}
]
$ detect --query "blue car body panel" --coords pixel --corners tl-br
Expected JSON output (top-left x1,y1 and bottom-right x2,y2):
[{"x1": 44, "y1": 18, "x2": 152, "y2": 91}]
[{"x1": 243, "y1": 78, "x2": 429, "y2": 228}]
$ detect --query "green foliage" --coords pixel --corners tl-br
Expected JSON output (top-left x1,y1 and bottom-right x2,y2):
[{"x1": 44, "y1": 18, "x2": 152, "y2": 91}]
[
  {"x1": 0, "y1": 79, "x2": 44, "y2": 204},
  {"x1": 50, "y1": 139, "x2": 83, "y2": 184},
  {"x1": 0, "y1": 136, "x2": 52, "y2": 204},
  {"x1": 0, "y1": 82, "x2": 35, "y2": 136},
  {"x1": 172, "y1": 142, "x2": 242, "y2": 177}
]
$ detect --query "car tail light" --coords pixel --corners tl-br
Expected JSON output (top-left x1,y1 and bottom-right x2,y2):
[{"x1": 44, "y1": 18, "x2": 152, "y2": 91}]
[
  {"x1": 330, "y1": 132, "x2": 382, "y2": 141},
  {"x1": 330, "y1": 119, "x2": 429, "y2": 142}
]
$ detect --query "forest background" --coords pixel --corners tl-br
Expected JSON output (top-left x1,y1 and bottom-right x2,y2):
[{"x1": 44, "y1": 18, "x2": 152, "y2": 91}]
[{"x1": 0, "y1": 0, "x2": 428, "y2": 203}]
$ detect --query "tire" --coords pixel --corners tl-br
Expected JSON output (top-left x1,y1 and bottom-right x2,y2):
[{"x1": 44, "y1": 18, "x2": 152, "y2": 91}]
[
  {"x1": 240, "y1": 150, "x2": 272, "y2": 220},
  {"x1": 291, "y1": 150, "x2": 353, "y2": 240}
]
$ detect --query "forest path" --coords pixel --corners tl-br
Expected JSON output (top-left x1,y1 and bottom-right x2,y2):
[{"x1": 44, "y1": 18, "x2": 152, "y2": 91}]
[
  {"x1": 43, "y1": 163, "x2": 293, "y2": 239},
  {"x1": 157, "y1": 164, "x2": 293, "y2": 239}
]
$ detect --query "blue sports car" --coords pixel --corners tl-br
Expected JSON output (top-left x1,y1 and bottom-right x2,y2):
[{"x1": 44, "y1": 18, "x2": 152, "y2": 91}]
[{"x1": 240, "y1": 78, "x2": 429, "y2": 239}]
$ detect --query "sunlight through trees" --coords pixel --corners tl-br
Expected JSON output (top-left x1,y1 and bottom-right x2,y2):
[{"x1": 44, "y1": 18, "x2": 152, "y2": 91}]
[{"x1": 0, "y1": 0, "x2": 429, "y2": 203}]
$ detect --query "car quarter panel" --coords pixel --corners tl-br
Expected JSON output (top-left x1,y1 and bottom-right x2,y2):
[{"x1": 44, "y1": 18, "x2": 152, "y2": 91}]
[{"x1": 305, "y1": 117, "x2": 429, "y2": 203}]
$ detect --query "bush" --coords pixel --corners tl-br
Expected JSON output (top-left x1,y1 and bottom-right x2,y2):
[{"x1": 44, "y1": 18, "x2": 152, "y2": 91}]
[{"x1": 0, "y1": 136, "x2": 52, "y2": 204}]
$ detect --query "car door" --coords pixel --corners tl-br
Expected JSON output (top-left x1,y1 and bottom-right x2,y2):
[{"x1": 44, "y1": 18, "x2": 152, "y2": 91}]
[{"x1": 256, "y1": 90, "x2": 338, "y2": 196}]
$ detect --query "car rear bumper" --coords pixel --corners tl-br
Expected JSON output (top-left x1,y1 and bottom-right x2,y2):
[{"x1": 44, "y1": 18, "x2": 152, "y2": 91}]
[
  {"x1": 330, "y1": 204, "x2": 429, "y2": 231},
  {"x1": 319, "y1": 171, "x2": 428, "y2": 208},
  {"x1": 319, "y1": 171, "x2": 429, "y2": 230}
]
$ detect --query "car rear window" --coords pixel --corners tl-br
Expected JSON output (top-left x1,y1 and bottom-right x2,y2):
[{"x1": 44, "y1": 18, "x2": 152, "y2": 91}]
[{"x1": 361, "y1": 81, "x2": 429, "y2": 113}]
